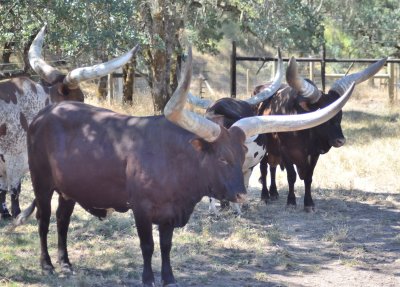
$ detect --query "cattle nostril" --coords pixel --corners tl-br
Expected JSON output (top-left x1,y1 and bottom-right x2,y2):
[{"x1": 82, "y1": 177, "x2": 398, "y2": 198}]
[
  {"x1": 235, "y1": 193, "x2": 247, "y2": 203},
  {"x1": 335, "y1": 138, "x2": 346, "y2": 147}
]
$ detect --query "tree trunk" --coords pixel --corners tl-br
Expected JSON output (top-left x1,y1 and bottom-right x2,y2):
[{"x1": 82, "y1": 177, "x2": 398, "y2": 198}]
[
  {"x1": 97, "y1": 76, "x2": 108, "y2": 100},
  {"x1": 140, "y1": 1, "x2": 184, "y2": 114},
  {"x1": 22, "y1": 33, "x2": 37, "y2": 73},
  {"x1": 2, "y1": 42, "x2": 14, "y2": 65},
  {"x1": 122, "y1": 57, "x2": 135, "y2": 104},
  {"x1": 97, "y1": 53, "x2": 109, "y2": 100}
]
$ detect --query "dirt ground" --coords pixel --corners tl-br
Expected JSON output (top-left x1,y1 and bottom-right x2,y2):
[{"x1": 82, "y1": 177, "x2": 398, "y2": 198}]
[
  {"x1": 245, "y1": 174, "x2": 400, "y2": 287},
  {"x1": 162, "y1": 165, "x2": 399, "y2": 287},
  {"x1": 1, "y1": 93, "x2": 399, "y2": 287}
]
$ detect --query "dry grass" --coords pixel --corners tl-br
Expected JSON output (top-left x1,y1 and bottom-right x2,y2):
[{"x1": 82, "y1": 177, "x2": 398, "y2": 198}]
[{"x1": 0, "y1": 83, "x2": 399, "y2": 287}]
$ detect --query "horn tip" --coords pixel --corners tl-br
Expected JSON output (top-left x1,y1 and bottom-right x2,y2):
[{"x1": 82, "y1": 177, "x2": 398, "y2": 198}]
[
  {"x1": 40, "y1": 24, "x2": 47, "y2": 34},
  {"x1": 130, "y1": 44, "x2": 140, "y2": 55}
]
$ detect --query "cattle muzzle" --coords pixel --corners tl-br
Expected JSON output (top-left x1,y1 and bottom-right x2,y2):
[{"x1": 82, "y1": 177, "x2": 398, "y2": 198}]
[
  {"x1": 331, "y1": 137, "x2": 346, "y2": 148},
  {"x1": 228, "y1": 192, "x2": 247, "y2": 204}
]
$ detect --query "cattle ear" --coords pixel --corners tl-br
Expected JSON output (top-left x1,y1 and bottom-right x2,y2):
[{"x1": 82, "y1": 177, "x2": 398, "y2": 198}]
[
  {"x1": 229, "y1": 126, "x2": 246, "y2": 144},
  {"x1": 57, "y1": 84, "x2": 69, "y2": 96},
  {"x1": 190, "y1": 138, "x2": 208, "y2": 152},
  {"x1": 298, "y1": 101, "x2": 311, "y2": 112}
]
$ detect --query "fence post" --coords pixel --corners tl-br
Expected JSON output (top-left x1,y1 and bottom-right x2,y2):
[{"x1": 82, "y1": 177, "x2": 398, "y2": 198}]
[
  {"x1": 309, "y1": 56, "x2": 314, "y2": 82},
  {"x1": 246, "y1": 69, "x2": 249, "y2": 95},
  {"x1": 388, "y1": 58, "x2": 394, "y2": 103},
  {"x1": 107, "y1": 73, "x2": 113, "y2": 104},
  {"x1": 321, "y1": 43, "x2": 326, "y2": 92},
  {"x1": 230, "y1": 41, "x2": 237, "y2": 98}
]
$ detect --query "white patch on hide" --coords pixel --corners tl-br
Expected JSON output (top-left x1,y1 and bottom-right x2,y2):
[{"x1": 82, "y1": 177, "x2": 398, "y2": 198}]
[{"x1": 0, "y1": 79, "x2": 51, "y2": 192}]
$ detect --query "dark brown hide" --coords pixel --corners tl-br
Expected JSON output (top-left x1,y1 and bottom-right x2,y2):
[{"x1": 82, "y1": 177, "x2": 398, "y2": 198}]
[
  {"x1": 204, "y1": 97, "x2": 267, "y2": 210},
  {"x1": 27, "y1": 101, "x2": 247, "y2": 285},
  {"x1": 258, "y1": 84, "x2": 346, "y2": 210},
  {"x1": 0, "y1": 78, "x2": 21, "y2": 104}
]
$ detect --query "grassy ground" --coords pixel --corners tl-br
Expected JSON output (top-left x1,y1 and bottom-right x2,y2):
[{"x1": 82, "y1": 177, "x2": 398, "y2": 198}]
[{"x1": 0, "y1": 85, "x2": 399, "y2": 287}]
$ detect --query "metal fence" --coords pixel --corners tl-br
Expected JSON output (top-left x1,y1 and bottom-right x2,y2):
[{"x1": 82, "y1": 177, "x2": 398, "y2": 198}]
[{"x1": 230, "y1": 41, "x2": 400, "y2": 102}]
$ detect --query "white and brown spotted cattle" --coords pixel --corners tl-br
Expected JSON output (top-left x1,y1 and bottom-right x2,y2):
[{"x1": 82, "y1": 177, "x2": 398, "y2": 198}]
[{"x1": 0, "y1": 25, "x2": 139, "y2": 219}]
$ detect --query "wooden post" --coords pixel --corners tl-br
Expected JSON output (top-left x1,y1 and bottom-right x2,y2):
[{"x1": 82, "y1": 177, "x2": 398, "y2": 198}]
[
  {"x1": 114, "y1": 68, "x2": 123, "y2": 102},
  {"x1": 321, "y1": 43, "x2": 326, "y2": 92},
  {"x1": 199, "y1": 74, "x2": 204, "y2": 97},
  {"x1": 246, "y1": 69, "x2": 249, "y2": 95},
  {"x1": 388, "y1": 58, "x2": 394, "y2": 103},
  {"x1": 396, "y1": 62, "x2": 399, "y2": 101},
  {"x1": 107, "y1": 73, "x2": 113, "y2": 104},
  {"x1": 230, "y1": 41, "x2": 237, "y2": 98},
  {"x1": 309, "y1": 56, "x2": 314, "y2": 82}
]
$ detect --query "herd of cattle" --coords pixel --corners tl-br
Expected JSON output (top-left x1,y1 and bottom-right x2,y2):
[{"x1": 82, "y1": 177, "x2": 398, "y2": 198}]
[{"x1": 0, "y1": 26, "x2": 386, "y2": 286}]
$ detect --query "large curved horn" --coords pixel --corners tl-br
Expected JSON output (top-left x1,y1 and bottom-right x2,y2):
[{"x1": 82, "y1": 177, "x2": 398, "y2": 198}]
[
  {"x1": 64, "y1": 45, "x2": 140, "y2": 88},
  {"x1": 329, "y1": 57, "x2": 387, "y2": 96},
  {"x1": 164, "y1": 46, "x2": 221, "y2": 142},
  {"x1": 232, "y1": 82, "x2": 355, "y2": 139},
  {"x1": 29, "y1": 25, "x2": 63, "y2": 84},
  {"x1": 187, "y1": 92, "x2": 214, "y2": 109},
  {"x1": 286, "y1": 56, "x2": 321, "y2": 103},
  {"x1": 245, "y1": 48, "x2": 284, "y2": 105}
]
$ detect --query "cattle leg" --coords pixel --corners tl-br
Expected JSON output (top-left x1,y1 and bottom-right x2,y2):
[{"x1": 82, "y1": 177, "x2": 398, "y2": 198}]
[
  {"x1": 36, "y1": 196, "x2": 54, "y2": 274},
  {"x1": 0, "y1": 190, "x2": 11, "y2": 219},
  {"x1": 219, "y1": 199, "x2": 230, "y2": 210},
  {"x1": 56, "y1": 195, "x2": 76, "y2": 273},
  {"x1": 285, "y1": 163, "x2": 297, "y2": 207},
  {"x1": 10, "y1": 182, "x2": 21, "y2": 218},
  {"x1": 208, "y1": 198, "x2": 219, "y2": 215},
  {"x1": 134, "y1": 212, "x2": 155, "y2": 286},
  {"x1": 259, "y1": 156, "x2": 270, "y2": 203},
  {"x1": 159, "y1": 224, "x2": 178, "y2": 286},
  {"x1": 303, "y1": 175, "x2": 315, "y2": 212},
  {"x1": 269, "y1": 166, "x2": 279, "y2": 200}
]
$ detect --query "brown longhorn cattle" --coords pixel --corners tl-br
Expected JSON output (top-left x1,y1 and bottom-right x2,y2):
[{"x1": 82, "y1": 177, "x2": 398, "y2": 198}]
[
  {"x1": 257, "y1": 57, "x2": 387, "y2": 211},
  {"x1": 15, "y1": 46, "x2": 355, "y2": 287},
  {"x1": 0, "y1": 26, "x2": 138, "y2": 219}
]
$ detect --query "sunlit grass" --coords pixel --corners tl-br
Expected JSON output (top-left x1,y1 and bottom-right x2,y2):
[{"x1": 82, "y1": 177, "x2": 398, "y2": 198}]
[{"x1": 0, "y1": 80, "x2": 399, "y2": 286}]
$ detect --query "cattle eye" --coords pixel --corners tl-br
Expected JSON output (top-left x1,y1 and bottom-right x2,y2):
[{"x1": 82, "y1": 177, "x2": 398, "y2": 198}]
[
  {"x1": 219, "y1": 158, "x2": 229, "y2": 165},
  {"x1": 243, "y1": 145, "x2": 248, "y2": 153}
]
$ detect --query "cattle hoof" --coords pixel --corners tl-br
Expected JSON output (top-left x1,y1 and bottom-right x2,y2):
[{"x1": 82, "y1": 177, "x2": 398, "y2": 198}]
[
  {"x1": 142, "y1": 283, "x2": 156, "y2": 287},
  {"x1": 270, "y1": 194, "x2": 279, "y2": 201},
  {"x1": 163, "y1": 283, "x2": 180, "y2": 287},
  {"x1": 60, "y1": 263, "x2": 73, "y2": 274},
  {"x1": 41, "y1": 267, "x2": 55, "y2": 276},
  {"x1": 241, "y1": 203, "x2": 250, "y2": 211},
  {"x1": 12, "y1": 210, "x2": 21, "y2": 219},
  {"x1": 304, "y1": 206, "x2": 315, "y2": 213},
  {"x1": 0, "y1": 212, "x2": 12, "y2": 220},
  {"x1": 285, "y1": 204, "x2": 296, "y2": 210}
]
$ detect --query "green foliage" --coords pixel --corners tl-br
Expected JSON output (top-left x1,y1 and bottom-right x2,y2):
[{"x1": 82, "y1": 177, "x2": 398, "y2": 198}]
[
  {"x1": 237, "y1": 0, "x2": 325, "y2": 54},
  {"x1": 1, "y1": 0, "x2": 400, "y2": 111},
  {"x1": 322, "y1": 0, "x2": 400, "y2": 57}
]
